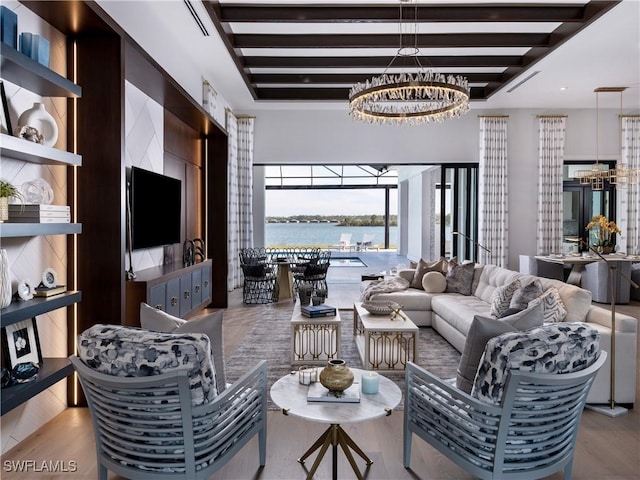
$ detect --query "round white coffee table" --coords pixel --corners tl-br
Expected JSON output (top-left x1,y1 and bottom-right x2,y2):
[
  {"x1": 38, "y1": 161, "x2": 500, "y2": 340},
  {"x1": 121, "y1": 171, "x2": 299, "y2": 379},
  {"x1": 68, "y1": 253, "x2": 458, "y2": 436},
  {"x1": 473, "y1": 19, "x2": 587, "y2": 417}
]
[{"x1": 270, "y1": 368, "x2": 402, "y2": 480}]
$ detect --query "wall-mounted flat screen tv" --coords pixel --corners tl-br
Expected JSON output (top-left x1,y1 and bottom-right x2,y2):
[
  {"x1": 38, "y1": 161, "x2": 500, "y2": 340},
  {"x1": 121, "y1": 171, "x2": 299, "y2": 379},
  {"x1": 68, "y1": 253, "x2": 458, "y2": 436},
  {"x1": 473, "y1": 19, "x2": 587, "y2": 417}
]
[{"x1": 131, "y1": 166, "x2": 182, "y2": 250}]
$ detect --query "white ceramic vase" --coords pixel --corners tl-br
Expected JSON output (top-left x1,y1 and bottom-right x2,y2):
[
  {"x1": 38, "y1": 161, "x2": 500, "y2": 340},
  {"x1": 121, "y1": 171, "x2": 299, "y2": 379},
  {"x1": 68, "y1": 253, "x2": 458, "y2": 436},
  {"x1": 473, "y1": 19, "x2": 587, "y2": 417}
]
[
  {"x1": 17, "y1": 102, "x2": 59, "y2": 147},
  {"x1": 0, "y1": 249, "x2": 12, "y2": 308}
]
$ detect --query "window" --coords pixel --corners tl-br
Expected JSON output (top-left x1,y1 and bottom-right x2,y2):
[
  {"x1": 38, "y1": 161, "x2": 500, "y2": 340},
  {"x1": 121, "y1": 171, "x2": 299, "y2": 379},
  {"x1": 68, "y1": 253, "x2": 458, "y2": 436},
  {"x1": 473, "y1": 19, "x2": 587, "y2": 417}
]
[{"x1": 563, "y1": 162, "x2": 616, "y2": 249}]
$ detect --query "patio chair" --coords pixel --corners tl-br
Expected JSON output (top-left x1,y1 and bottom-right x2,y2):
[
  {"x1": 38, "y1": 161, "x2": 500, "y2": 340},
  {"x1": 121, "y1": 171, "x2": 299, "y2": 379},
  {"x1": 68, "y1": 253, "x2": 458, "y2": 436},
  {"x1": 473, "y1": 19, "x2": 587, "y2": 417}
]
[
  {"x1": 239, "y1": 248, "x2": 279, "y2": 303},
  {"x1": 356, "y1": 233, "x2": 377, "y2": 251},
  {"x1": 404, "y1": 322, "x2": 606, "y2": 480},
  {"x1": 71, "y1": 324, "x2": 267, "y2": 480},
  {"x1": 293, "y1": 249, "x2": 331, "y2": 295},
  {"x1": 331, "y1": 233, "x2": 353, "y2": 251}
]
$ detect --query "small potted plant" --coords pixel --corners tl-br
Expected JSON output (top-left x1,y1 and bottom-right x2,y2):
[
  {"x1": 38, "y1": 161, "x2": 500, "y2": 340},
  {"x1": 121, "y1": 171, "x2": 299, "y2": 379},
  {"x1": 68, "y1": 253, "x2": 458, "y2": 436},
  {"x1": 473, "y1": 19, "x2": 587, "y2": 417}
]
[
  {"x1": 585, "y1": 214, "x2": 621, "y2": 254},
  {"x1": 0, "y1": 180, "x2": 22, "y2": 222}
]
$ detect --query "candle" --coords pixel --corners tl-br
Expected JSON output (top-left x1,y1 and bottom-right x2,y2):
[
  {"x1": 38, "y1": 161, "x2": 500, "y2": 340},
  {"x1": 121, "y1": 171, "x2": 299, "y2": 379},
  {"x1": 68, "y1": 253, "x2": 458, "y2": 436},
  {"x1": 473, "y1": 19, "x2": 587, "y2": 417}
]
[
  {"x1": 299, "y1": 366, "x2": 316, "y2": 385},
  {"x1": 361, "y1": 371, "x2": 379, "y2": 394}
]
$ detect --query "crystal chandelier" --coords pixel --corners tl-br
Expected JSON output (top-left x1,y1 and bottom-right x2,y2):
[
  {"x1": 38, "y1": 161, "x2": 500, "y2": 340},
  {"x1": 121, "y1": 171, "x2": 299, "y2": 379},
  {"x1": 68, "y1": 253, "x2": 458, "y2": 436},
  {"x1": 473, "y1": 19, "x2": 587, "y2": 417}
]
[
  {"x1": 574, "y1": 87, "x2": 640, "y2": 190},
  {"x1": 348, "y1": 0, "x2": 470, "y2": 126}
]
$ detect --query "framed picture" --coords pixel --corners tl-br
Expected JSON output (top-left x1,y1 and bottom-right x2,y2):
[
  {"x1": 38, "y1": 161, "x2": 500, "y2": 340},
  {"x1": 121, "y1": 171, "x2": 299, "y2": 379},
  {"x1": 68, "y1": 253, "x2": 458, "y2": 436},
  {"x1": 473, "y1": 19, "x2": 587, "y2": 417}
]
[
  {"x1": 2, "y1": 318, "x2": 42, "y2": 369},
  {"x1": 0, "y1": 81, "x2": 13, "y2": 136}
]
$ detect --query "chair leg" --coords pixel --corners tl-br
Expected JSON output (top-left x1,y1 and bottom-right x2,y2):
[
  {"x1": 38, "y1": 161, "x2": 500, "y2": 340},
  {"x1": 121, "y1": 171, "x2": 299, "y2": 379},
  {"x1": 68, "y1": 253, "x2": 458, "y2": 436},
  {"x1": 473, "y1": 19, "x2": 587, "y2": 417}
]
[
  {"x1": 564, "y1": 457, "x2": 574, "y2": 480},
  {"x1": 403, "y1": 431, "x2": 412, "y2": 468},
  {"x1": 259, "y1": 425, "x2": 267, "y2": 467},
  {"x1": 98, "y1": 463, "x2": 108, "y2": 480}
]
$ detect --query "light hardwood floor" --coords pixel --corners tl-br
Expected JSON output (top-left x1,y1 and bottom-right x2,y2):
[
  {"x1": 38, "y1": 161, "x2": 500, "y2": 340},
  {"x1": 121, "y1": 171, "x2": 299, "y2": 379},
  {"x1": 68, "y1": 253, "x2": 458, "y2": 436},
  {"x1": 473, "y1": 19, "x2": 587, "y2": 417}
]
[{"x1": 2, "y1": 260, "x2": 639, "y2": 480}]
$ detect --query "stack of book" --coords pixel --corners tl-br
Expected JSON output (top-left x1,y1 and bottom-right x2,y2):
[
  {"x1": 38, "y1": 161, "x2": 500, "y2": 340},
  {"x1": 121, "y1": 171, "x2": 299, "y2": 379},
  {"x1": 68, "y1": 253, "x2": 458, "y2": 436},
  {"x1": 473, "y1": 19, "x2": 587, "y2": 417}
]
[
  {"x1": 34, "y1": 285, "x2": 66, "y2": 297},
  {"x1": 300, "y1": 304, "x2": 337, "y2": 318},
  {"x1": 8, "y1": 204, "x2": 71, "y2": 223}
]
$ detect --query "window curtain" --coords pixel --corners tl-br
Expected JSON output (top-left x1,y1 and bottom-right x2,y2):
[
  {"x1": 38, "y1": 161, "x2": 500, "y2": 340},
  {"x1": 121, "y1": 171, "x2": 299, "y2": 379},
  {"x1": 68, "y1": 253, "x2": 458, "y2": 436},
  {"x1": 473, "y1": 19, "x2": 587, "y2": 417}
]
[
  {"x1": 536, "y1": 116, "x2": 566, "y2": 254},
  {"x1": 619, "y1": 115, "x2": 640, "y2": 254},
  {"x1": 226, "y1": 111, "x2": 255, "y2": 291},
  {"x1": 478, "y1": 116, "x2": 508, "y2": 267}
]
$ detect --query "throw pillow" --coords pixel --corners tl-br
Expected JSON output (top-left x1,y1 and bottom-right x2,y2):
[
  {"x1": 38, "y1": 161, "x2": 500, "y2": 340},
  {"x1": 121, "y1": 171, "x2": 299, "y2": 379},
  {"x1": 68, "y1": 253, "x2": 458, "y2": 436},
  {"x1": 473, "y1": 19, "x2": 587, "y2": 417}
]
[
  {"x1": 528, "y1": 287, "x2": 568, "y2": 323},
  {"x1": 140, "y1": 303, "x2": 227, "y2": 393},
  {"x1": 456, "y1": 315, "x2": 517, "y2": 393},
  {"x1": 489, "y1": 279, "x2": 522, "y2": 318},
  {"x1": 509, "y1": 279, "x2": 543, "y2": 311},
  {"x1": 445, "y1": 262, "x2": 475, "y2": 295},
  {"x1": 455, "y1": 304, "x2": 544, "y2": 393},
  {"x1": 410, "y1": 258, "x2": 446, "y2": 289},
  {"x1": 422, "y1": 271, "x2": 447, "y2": 293}
]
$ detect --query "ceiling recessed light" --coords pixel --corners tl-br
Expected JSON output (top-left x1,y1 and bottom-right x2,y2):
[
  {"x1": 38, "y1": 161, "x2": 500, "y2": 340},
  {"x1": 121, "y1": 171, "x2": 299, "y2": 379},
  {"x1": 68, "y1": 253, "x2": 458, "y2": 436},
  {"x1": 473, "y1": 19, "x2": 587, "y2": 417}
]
[{"x1": 560, "y1": 87, "x2": 569, "y2": 91}]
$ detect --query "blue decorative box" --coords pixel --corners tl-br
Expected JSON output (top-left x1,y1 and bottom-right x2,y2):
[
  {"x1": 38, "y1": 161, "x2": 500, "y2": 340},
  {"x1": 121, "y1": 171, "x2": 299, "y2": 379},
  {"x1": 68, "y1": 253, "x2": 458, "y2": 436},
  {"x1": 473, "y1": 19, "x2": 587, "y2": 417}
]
[
  {"x1": 19, "y1": 32, "x2": 49, "y2": 67},
  {"x1": 0, "y1": 6, "x2": 18, "y2": 49}
]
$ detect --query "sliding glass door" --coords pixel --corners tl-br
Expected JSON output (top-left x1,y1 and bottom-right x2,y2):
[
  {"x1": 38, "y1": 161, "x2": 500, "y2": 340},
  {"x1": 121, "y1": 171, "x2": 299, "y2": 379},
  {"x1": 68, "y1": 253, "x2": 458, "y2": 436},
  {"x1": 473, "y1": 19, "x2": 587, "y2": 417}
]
[{"x1": 435, "y1": 165, "x2": 479, "y2": 261}]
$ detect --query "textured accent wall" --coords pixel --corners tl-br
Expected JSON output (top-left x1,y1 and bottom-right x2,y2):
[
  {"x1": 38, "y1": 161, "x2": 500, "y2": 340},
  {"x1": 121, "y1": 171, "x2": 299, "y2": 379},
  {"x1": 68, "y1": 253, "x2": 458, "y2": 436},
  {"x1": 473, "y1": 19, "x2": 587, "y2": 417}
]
[{"x1": 124, "y1": 81, "x2": 164, "y2": 273}]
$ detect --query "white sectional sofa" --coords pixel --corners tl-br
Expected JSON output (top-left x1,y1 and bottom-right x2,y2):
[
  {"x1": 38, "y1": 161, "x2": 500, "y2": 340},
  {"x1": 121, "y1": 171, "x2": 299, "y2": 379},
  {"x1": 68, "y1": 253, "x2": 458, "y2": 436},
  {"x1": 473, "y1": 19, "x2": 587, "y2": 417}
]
[{"x1": 362, "y1": 263, "x2": 637, "y2": 406}]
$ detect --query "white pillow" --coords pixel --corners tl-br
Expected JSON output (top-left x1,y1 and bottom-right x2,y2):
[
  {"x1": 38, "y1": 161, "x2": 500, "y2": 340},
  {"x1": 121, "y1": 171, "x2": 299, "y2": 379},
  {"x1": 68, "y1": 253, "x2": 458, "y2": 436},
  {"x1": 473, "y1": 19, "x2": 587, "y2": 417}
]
[
  {"x1": 528, "y1": 287, "x2": 567, "y2": 323},
  {"x1": 422, "y1": 271, "x2": 447, "y2": 293},
  {"x1": 139, "y1": 302, "x2": 227, "y2": 392}
]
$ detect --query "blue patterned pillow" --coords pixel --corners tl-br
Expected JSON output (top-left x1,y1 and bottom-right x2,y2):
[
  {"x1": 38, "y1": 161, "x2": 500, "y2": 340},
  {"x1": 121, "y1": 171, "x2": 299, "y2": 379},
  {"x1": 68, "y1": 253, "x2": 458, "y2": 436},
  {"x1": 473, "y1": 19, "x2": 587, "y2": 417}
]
[
  {"x1": 471, "y1": 322, "x2": 600, "y2": 405},
  {"x1": 78, "y1": 324, "x2": 218, "y2": 406}
]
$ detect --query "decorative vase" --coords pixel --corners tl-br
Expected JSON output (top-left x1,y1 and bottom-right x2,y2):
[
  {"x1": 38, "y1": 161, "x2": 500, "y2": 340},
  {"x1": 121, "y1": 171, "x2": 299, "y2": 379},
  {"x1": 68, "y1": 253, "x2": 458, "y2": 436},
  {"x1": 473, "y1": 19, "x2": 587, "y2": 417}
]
[
  {"x1": 0, "y1": 249, "x2": 12, "y2": 309},
  {"x1": 17, "y1": 102, "x2": 58, "y2": 147},
  {"x1": 319, "y1": 359, "x2": 354, "y2": 395},
  {"x1": 0, "y1": 197, "x2": 8, "y2": 222}
]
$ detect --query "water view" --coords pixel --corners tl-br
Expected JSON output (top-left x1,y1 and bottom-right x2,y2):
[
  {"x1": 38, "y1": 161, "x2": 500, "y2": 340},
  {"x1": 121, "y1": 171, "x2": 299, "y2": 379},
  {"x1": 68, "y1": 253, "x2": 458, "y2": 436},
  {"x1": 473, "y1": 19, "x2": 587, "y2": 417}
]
[{"x1": 265, "y1": 223, "x2": 398, "y2": 248}]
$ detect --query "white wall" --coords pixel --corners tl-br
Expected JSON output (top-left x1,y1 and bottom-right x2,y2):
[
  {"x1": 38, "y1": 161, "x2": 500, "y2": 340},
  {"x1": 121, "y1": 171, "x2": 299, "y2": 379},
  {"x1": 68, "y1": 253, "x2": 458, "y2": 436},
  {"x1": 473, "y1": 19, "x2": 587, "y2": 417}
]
[{"x1": 251, "y1": 107, "x2": 625, "y2": 270}]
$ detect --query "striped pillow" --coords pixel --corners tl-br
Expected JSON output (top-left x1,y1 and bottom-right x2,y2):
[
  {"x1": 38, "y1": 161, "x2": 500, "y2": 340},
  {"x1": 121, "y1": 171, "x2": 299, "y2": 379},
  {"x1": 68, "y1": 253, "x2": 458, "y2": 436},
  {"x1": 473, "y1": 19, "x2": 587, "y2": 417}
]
[
  {"x1": 490, "y1": 279, "x2": 521, "y2": 317},
  {"x1": 528, "y1": 287, "x2": 567, "y2": 323}
]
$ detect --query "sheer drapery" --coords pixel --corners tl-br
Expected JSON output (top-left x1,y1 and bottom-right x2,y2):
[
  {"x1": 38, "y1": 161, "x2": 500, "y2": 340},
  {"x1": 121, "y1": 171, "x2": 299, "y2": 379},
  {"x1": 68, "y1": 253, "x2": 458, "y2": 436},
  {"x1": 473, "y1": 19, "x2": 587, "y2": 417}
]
[
  {"x1": 536, "y1": 116, "x2": 566, "y2": 254},
  {"x1": 226, "y1": 112, "x2": 255, "y2": 291},
  {"x1": 478, "y1": 116, "x2": 508, "y2": 267},
  {"x1": 619, "y1": 116, "x2": 640, "y2": 254}
]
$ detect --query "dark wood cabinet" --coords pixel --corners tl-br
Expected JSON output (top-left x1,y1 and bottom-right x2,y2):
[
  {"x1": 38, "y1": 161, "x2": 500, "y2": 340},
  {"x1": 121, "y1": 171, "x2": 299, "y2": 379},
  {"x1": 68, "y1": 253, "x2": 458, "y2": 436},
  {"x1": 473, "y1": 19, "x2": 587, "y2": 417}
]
[{"x1": 125, "y1": 260, "x2": 212, "y2": 326}]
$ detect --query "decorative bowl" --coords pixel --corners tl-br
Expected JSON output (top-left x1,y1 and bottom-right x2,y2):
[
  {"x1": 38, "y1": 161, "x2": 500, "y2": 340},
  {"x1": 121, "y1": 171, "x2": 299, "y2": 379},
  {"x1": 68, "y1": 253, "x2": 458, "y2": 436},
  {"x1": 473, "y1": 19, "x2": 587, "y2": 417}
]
[{"x1": 361, "y1": 300, "x2": 401, "y2": 315}]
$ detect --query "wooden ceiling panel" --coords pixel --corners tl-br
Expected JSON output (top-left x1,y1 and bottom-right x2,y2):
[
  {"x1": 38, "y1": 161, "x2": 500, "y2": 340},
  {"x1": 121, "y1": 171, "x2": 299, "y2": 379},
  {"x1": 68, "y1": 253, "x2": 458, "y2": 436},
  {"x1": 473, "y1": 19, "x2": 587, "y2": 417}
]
[{"x1": 205, "y1": 1, "x2": 621, "y2": 102}]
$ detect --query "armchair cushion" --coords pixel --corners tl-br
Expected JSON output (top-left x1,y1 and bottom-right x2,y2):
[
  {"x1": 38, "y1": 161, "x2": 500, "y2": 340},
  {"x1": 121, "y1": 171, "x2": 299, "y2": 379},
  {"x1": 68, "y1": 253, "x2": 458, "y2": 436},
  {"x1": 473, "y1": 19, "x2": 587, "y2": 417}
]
[
  {"x1": 78, "y1": 323, "x2": 218, "y2": 405},
  {"x1": 472, "y1": 322, "x2": 600, "y2": 405},
  {"x1": 140, "y1": 302, "x2": 227, "y2": 393}
]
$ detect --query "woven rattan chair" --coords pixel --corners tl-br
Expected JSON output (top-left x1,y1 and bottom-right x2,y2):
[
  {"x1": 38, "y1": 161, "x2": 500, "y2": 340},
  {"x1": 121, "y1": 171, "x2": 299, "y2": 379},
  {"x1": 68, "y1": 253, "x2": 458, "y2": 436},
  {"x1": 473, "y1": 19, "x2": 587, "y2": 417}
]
[
  {"x1": 71, "y1": 324, "x2": 267, "y2": 480},
  {"x1": 293, "y1": 249, "x2": 331, "y2": 295},
  {"x1": 239, "y1": 248, "x2": 278, "y2": 304},
  {"x1": 403, "y1": 323, "x2": 606, "y2": 480}
]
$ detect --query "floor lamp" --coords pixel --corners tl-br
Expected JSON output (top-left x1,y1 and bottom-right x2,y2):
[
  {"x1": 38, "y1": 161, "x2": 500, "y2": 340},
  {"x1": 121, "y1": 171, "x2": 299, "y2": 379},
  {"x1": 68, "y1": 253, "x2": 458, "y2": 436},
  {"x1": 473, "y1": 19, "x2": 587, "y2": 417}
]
[
  {"x1": 452, "y1": 231, "x2": 492, "y2": 264},
  {"x1": 584, "y1": 246, "x2": 639, "y2": 418}
]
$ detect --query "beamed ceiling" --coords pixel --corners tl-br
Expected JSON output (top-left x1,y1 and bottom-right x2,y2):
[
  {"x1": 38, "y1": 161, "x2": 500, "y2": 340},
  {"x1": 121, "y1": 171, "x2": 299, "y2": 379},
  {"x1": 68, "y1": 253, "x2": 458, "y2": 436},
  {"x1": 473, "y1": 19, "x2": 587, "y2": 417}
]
[{"x1": 202, "y1": 1, "x2": 620, "y2": 103}]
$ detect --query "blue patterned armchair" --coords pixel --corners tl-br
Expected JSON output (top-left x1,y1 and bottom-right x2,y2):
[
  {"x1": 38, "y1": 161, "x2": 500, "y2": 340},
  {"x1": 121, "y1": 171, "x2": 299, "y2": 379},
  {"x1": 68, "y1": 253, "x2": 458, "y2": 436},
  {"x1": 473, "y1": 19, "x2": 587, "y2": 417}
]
[
  {"x1": 71, "y1": 324, "x2": 267, "y2": 480},
  {"x1": 404, "y1": 322, "x2": 606, "y2": 480}
]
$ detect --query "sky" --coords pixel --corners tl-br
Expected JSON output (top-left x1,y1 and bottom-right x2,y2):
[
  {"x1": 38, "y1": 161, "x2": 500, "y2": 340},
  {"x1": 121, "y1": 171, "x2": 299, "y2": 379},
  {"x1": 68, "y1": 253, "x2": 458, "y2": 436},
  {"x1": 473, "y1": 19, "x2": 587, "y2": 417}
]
[{"x1": 266, "y1": 189, "x2": 398, "y2": 217}]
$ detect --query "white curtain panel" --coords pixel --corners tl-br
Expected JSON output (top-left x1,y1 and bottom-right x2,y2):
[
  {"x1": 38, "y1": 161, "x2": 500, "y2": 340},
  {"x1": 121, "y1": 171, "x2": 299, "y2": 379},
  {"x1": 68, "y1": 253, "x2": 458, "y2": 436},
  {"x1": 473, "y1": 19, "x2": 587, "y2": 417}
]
[
  {"x1": 226, "y1": 112, "x2": 255, "y2": 292},
  {"x1": 619, "y1": 116, "x2": 640, "y2": 254},
  {"x1": 237, "y1": 117, "x2": 255, "y2": 253},
  {"x1": 226, "y1": 110, "x2": 240, "y2": 291},
  {"x1": 536, "y1": 116, "x2": 566, "y2": 254},
  {"x1": 478, "y1": 116, "x2": 509, "y2": 267}
]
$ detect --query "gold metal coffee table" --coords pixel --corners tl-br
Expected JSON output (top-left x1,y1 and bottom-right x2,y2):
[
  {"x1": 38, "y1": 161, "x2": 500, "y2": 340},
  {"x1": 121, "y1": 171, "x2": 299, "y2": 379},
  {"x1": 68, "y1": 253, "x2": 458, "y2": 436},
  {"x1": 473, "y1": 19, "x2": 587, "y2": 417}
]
[{"x1": 270, "y1": 368, "x2": 402, "y2": 480}]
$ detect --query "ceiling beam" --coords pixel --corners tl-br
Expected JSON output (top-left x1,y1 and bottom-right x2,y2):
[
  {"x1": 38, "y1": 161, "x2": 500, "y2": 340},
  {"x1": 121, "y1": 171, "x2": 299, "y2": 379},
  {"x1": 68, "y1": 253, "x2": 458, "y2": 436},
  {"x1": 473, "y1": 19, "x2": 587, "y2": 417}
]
[
  {"x1": 243, "y1": 55, "x2": 522, "y2": 69},
  {"x1": 233, "y1": 32, "x2": 549, "y2": 49},
  {"x1": 254, "y1": 87, "x2": 485, "y2": 101},
  {"x1": 220, "y1": 5, "x2": 589, "y2": 23},
  {"x1": 250, "y1": 72, "x2": 503, "y2": 84}
]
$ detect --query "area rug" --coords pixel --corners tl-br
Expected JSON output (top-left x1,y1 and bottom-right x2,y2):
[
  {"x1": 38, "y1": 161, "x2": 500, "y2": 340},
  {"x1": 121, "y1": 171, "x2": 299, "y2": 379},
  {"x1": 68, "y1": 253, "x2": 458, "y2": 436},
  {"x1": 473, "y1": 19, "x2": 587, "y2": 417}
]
[{"x1": 225, "y1": 306, "x2": 461, "y2": 409}]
